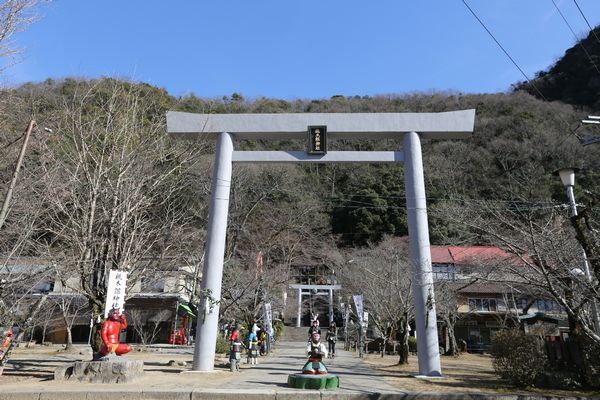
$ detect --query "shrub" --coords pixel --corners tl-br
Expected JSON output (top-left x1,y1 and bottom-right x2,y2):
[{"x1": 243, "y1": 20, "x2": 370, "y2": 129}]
[
  {"x1": 578, "y1": 335, "x2": 600, "y2": 388},
  {"x1": 408, "y1": 336, "x2": 417, "y2": 353},
  {"x1": 274, "y1": 321, "x2": 284, "y2": 341},
  {"x1": 490, "y1": 329, "x2": 546, "y2": 387},
  {"x1": 215, "y1": 335, "x2": 229, "y2": 354}
]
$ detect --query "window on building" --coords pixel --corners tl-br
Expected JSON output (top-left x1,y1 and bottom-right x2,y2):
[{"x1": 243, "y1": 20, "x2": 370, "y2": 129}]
[
  {"x1": 536, "y1": 299, "x2": 562, "y2": 313},
  {"x1": 33, "y1": 280, "x2": 54, "y2": 293},
  {"x1": 468, "y1": 298, "x2": 498, "y2": 312},
  {"x1": 432, "y1": 264, "x2": 456, "y2": 281},
  {"x1": 506, "y1": 297, "x2": 530, "y2": 311},
  {"x1": 518, "y1": 298, "x2": 529, "y2": 310}
]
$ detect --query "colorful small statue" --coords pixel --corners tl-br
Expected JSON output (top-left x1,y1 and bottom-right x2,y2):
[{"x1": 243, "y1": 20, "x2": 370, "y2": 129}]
[
  {"x1": 229, "y1": 323, "x2": 244, "y2": 372},
  {"x1": 302, "y1": 332, "x2": 328, "y2": 374},
  {"x1": 0, "y1": 326, "x2": 15, "y2": 359},
  {"x1": 307, "y1": 319, "x2": 321, "y2": 340},
  {"x1": 247, "y1": 329, "x2": 259, "y2": 365},
  {"x1": 0, "y1": 325, "x2": 19, "y2": 375},
  {"x1": 97, "y1": 308, "x2": 132, "y2": 359}
]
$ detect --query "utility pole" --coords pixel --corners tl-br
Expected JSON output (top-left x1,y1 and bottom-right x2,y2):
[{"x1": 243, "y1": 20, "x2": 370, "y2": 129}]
[{"x1": 0, "y1": 120, "x2": 35, "y2": 231}]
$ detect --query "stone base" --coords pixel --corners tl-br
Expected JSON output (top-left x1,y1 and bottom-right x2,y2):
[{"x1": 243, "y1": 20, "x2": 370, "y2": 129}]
[
  {"x1": 287, "y1": 373, "x2": 340, "y2": 390},
  {"x1": 54, "y1": 359, "x2": 144, "y2": 383}
]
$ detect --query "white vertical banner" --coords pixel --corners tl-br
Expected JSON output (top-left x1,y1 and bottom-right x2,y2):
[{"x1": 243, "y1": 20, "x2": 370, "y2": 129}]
[
  {"x1": 264, "y1": 302, "x2": 272, "y2": 331},
  {"x1": 353, "y1": 294, "x2": 363, "y2": 322},
  {"x1": 104, "y1": 270, "x2": 128, "y2": 318},
  {"x1": 363, "y1": 311, "x2": 369, "y2": 329}
]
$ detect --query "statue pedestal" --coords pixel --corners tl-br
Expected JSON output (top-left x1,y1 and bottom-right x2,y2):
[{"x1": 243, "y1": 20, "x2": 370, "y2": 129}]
[
  {"x1": 54, "y1": 358, "x2": 144, "y2": 383},
  {"x1": 287, "y1": 373, "x2": 340, "y2": 390}
]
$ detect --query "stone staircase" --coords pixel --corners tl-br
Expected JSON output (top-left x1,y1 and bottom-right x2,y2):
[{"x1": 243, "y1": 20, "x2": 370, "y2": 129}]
[
  {"x1": 282, "y1": 326, "x2": 334, "y2": 342},
  {"x1": 281, "y1": 326, "x2": 310, "y2": 342}
]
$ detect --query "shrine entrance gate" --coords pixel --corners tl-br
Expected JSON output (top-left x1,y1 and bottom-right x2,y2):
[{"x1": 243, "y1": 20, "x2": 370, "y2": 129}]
[{"x1": 167, "y1": 110, "x2": 475, "y2": 377}]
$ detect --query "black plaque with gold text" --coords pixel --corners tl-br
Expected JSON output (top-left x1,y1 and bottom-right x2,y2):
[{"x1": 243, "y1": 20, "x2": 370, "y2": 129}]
[{"x1": 307, "y1": 125, "x2": 327, "y2": 155}]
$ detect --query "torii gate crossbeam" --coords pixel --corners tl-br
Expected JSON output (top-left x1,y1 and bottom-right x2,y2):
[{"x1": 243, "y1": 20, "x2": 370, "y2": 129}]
[{"x1": 167, "y1": 110, "x2": 475, "y2": 377}]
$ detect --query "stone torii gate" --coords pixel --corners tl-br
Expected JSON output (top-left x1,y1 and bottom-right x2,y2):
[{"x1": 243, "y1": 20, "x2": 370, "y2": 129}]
[
  {"x1": 289, "y1": 283, "x2": 341, "y2": 327},
  {"x1": 167, "y1": 110, "x2": 475, "y2": 377}
]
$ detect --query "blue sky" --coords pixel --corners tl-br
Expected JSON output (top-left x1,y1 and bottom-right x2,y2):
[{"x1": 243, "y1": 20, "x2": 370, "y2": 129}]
[{"x1": 4, "y1": 0, "x2": 600, "y2": 99}]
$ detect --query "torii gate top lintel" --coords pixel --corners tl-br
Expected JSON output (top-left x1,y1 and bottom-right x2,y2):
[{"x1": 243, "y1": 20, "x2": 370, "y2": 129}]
[{"x1": 167, "y1": 110, "x2": 475, "y2": 140}]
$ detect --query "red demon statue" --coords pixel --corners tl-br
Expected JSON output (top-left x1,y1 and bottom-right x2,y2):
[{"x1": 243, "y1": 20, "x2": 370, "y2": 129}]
[{"x1": 97, "y1": 308, "x2": 132, "y2": 359}]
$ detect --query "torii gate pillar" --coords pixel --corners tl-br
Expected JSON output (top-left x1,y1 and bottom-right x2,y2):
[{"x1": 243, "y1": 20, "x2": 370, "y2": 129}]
[
  {"x1": 192, "y1": 132, "x2": 234, "y2": 371},
  {"x1": 404, "y1": 131, "x2": 441, "y2": 376}
]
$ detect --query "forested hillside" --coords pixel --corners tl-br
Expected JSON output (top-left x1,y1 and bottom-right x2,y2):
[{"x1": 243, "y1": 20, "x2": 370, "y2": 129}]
[
  {"x1": 1, "y1": 78, "x2": 599, "y2": 258},
  {"x1": 516, "y1": 25, "x2": 600, "y2": 110}
]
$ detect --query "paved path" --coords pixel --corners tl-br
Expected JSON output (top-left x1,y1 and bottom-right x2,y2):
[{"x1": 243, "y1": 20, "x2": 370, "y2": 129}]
[{"x1": 229, "y1": 340, "x2": 398, "y2": 392}]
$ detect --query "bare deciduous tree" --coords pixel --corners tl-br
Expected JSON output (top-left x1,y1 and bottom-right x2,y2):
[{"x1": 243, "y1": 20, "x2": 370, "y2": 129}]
[
  {"x1": 127, "y1": 308, "x2": 171, "y2": 347},
  {"x1": 0, "y1": 0, "x2": 48, "y2": 69},
  {"x1": 434, "y1": 280, "x2": 461, "y2": 356},
  {"x1": 49, "y1": 281, "x2": 89, "y2": 351},
  {"x1": 218, "y1": 164, "x2": 333, "y2": 326},
  {"x1": 338, "y1": 237, "x2": 414, "y2": 364},
  {"x1": 220, "y1": 261, "x2": 288, "y2": 329},
  {"x1": 27, "y1": 300, "x2": 58, "y2": 345},
  {"x1": 0, "y1": 0, "x2": 51, "y2": 361},
  {"x1": 436, "y1": 197, "x2": 600, "y2": 345},
  {"x1": 35, "y1": 79, "x2": 205, "y2": 350}
]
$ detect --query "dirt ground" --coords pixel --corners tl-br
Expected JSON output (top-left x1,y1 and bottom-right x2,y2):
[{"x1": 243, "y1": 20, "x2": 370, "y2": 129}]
[
  {"x1": 362, "y1": 352, "x2": 600, "y2": 398},
  {"x1": 0, "y1": 344, "x2": 237, "y2": 390}
]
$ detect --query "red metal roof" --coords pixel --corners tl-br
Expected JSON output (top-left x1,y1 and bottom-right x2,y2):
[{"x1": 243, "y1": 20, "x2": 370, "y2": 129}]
[
  {"x1": 430, "y1": 245, "x2": 516, "y2": 265},
  {"x1": 430, "y1": 246, "x2": 454, "y2": 263},
  {"x1": 448, "y1": 246, "x2": 514, "y2": 265}
]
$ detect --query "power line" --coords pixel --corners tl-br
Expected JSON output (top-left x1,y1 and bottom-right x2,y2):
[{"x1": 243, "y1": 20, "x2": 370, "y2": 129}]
[
  {"x1": 551, "y1": 0, "x2": 600, "y2": 76},
  {"x1": 461, "y1": 0, "x2": 549, "y2": 102},
  {"x1": 460, "y1": 0, "x2": 582, "y2": 144},
  {"x1": 324, "y1": 193, "x2": 556, "y2": 203},
  {"x1": 572, "y1": 0, "x2": 600, "y2": 46},
  {"x1": 273, "y1": 190, "x2": 569, "y2": 211},
  {"x1": 271, "y1": 184, "x2": 580, "y2": 208},
  {"x1": 324, "y1": 196, "x2": 559, "y2": 208}
]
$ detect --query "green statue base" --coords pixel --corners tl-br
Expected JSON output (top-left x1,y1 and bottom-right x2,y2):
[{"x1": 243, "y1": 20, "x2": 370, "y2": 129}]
[{"x1": 287, "y1": 373, "x2": 340, "y2": 390}]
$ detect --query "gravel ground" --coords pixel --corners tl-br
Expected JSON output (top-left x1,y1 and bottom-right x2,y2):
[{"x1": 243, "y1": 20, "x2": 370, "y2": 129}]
[{"x1": 363, "y1": 352, "x2": 600, "y2": 398}]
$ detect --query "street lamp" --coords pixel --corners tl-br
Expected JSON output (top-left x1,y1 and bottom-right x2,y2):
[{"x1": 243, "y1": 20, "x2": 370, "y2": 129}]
[
  {"x1": 580, "y1": 116, "x2": 600, "y2": 146},
  {"x1": 554, "y1": 168, "x2": 579, "y2": 217},
  {"x1": 553, "y1": 167, "x2": 600, "y2": 335}
]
